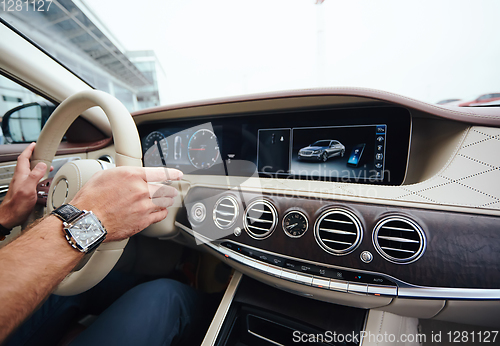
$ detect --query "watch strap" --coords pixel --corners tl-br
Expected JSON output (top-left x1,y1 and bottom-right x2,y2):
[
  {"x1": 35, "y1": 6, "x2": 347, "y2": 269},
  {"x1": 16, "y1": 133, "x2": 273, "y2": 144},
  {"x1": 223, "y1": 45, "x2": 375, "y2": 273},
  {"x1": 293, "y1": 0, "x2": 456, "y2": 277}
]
[
  {"x1": 0, "y1": 223, "x2": 12, "y2": 241},
  {"x1": 51, "y1": 204, "x2": 84, "y2": 223}
]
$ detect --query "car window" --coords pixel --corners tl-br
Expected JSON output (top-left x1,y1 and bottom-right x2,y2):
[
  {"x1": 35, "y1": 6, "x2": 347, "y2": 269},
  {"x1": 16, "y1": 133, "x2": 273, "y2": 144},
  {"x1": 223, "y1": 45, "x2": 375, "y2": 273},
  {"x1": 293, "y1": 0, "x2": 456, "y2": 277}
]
[
  {"x1": 0, "y1": 75, "x2": 54, "y2": 145},
  {"x1": 312, "y1": 140, "x2": 330, "y2": 147}
]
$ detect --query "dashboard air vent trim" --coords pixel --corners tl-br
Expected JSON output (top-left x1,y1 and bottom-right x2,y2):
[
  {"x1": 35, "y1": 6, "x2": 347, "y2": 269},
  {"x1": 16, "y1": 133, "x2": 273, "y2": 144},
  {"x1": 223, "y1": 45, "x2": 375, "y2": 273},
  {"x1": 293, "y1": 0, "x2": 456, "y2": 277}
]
[
  {"x1": 243, "y1": 200, "x2": 278, "y2": 240},
  {"x1": 213, "y1": 195, "x2": 239, "y2": 229},
  {"x1": 314, "y1": 209, "x2": 363, "y2": 256},
  {"x1": 372, "y1": 216, "x2": 426, "y2": 264}
]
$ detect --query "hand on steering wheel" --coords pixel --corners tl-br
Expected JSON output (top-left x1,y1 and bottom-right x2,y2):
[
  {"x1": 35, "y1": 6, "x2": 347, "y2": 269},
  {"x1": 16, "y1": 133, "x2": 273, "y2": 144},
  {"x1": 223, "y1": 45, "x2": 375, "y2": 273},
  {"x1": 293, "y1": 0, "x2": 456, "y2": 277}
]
[
  {"x1": 0, "y1": 143, "x2": 52, "y2": 229},
  {"x1": 30, "y1": 90, "x2": 163, "y2": 295}
]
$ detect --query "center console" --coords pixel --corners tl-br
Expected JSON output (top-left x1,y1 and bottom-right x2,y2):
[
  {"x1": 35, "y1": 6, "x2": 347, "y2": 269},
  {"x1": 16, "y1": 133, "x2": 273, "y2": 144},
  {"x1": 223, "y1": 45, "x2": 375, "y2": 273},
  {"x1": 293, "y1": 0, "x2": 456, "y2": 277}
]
[{"x1": 206, "y1": 273, "x2": 367, "y2": 346}]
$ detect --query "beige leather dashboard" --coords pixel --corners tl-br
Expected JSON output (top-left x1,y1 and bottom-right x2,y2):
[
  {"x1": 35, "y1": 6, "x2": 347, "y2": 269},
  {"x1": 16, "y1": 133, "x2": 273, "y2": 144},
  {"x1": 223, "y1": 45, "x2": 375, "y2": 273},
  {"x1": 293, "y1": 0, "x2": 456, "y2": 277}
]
[{"x1": 133, "y1": 88, "x2": 500, "y2": 327}]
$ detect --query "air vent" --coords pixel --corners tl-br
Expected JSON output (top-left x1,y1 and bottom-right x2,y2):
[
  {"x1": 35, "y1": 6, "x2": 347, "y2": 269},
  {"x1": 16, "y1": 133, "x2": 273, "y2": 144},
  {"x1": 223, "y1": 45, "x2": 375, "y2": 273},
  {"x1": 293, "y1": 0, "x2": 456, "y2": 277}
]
[
  {"x1": 373, "y1": 217, "x2": 426, "y2": 264},
  {"x1": 314, "y1": 209, "x2": 362, "y2": 255},
  {"x1": 213, "y1": 196, "x2": 239, "y2": 229},
  {"x1": 243, "y1": 200, "x2": 278, "y2": 239}
]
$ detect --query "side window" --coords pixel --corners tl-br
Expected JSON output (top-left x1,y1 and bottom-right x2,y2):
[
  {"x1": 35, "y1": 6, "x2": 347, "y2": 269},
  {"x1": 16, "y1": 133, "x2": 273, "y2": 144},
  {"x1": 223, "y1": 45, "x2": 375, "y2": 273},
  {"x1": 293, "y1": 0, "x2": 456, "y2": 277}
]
[{"x1": 0, "y1": 75, "x2": 55, "y2": 145}]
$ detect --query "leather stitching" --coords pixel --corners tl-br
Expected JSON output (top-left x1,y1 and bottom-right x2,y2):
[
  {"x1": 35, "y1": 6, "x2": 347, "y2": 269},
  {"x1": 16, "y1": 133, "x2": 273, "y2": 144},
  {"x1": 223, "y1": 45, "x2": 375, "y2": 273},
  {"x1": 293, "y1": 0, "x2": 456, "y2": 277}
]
[
  {"x1": 440, "y1": 168, "x2": 497, "y2": 184},
  {"x1": 441, "y1": 176, "x2": 500, "y2": 202}
]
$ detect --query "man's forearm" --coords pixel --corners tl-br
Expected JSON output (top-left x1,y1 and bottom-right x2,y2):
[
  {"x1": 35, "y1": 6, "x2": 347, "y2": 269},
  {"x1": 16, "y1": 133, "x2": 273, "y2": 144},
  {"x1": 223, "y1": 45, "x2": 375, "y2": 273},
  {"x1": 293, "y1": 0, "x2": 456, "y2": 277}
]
[{"x1": 0, "y1": 215, "x2": 84, "y2": 342}]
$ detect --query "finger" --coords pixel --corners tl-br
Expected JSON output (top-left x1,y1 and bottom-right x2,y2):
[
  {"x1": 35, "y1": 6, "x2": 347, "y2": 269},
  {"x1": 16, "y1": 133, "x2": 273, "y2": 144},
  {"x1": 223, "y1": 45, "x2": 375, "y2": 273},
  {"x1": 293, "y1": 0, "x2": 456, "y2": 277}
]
[
  {"x1": 148, "y1": 184, "x2": 179, "y2": 199},
  {"x1": 15, "y1": 142, "x2": 36, "y2": 175},
  {"x1": 151, "y1": 197, "x2": 174, "y2": 209},
  {"x1": 27, "y1": 162, "x2": 47, "y2": 184},
  {"x1": 50, "y1": 166, "x2": 54, "y2": 172},
  {"x1": 149, "y1": 208, "x2": 169, "y2": 224},
  {"x1": 143, "y1": 167, "x2": 183, "y2": 183}
]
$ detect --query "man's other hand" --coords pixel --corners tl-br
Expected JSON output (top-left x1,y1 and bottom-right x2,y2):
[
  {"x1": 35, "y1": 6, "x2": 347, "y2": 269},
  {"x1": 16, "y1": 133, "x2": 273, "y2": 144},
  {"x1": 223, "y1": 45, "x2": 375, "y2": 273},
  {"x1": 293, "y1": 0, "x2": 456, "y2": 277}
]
[
  {"x1": 0, "y1": 143, "x2": 47, "y2": 229},
  {"x1": 70, "y1": 167, "x2": 183, "y2": 242}
]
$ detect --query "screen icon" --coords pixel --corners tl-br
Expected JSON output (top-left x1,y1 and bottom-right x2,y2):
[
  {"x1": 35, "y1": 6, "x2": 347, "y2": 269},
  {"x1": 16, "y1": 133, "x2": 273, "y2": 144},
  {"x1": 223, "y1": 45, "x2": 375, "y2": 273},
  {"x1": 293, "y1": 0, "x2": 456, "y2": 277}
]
[{"x1": 347, "y1": 143, "x2": 366, "y2": 167}]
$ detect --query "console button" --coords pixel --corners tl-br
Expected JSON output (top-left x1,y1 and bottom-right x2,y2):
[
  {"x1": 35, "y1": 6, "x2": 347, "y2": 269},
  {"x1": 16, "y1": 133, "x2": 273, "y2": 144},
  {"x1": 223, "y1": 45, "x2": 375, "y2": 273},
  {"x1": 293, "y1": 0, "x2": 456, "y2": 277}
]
[
  {"x1": 347, "y1": 283, "x2": 368, "y2": 295},
  {"x1": 267, "y1": 265, "x2": 282, "y2": 277},
  {"x1": 327, "y1": 269, "x2": 351, "y2": 281},
  {"x1": 255, "y1": 252, "x2": 271, "y2": 262},
  {"x1": 283, "y1": 259, "x2": 301, "y2": 271},
  {"x1": 312, "y1": 277, "x2": 330, "y2": 289},
  {"x1": 329, "y1": 279, "x2": 348, "y2": 292},
  {"x1": 370, "y1": 276, "x2": 397, "y2": 286},
  {"x1": 190, "y1": 202, "x2": 206, "y2": 223},
  {"x1": 349, "y1": 272, "x2": 396, "y2": 286},
  {"x1": 252, "y1": 261, "x2": 269, "y2": 274},
  {"x1": 285, "y1": 261, "x2": 321, "y2": 275},
  {"x1": 280, "y1": 269, "x2": 297, "y2": 282},
  {"x1": 257, "y1": 253, "x2": 285, "y2": 267},
  {"x1": 239, "y1": 256, "x2": 257, "y2": 268},
  {"x1": 240, "y1": 247, "x2": 257, "y2": 258},
  {"x1": 221, "y1": 242, "x2": 235, "y2": 250},
  {"x1": 367, "y1": 285, "x2": 398, "y2": 297},
  {"x1": 295, "y1": 273, "x2": 313, "y2": 286}
]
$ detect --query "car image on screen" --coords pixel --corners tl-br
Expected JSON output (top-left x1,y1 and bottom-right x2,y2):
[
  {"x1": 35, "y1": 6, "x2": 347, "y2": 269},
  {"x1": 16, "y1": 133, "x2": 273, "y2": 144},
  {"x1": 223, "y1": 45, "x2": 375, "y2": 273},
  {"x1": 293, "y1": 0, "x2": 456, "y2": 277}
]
[{"x1": 298, "y1": 139, "x2": 345, "y2": 162}]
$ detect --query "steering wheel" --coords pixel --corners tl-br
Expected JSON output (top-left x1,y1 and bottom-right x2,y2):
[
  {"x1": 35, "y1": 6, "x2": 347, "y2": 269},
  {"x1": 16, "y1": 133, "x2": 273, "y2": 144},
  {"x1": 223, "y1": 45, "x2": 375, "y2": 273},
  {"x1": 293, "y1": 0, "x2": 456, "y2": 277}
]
[{"x1": 30, "y1": 90, "x2": 142, "y2": 296}]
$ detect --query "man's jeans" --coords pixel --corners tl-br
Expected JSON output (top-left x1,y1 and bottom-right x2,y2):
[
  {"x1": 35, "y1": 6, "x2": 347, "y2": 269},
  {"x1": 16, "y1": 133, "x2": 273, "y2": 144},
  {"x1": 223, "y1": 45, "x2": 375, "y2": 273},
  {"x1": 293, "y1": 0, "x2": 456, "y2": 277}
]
[{"x1": 5, "y1": 278, "x2": 203, "y2": 346}]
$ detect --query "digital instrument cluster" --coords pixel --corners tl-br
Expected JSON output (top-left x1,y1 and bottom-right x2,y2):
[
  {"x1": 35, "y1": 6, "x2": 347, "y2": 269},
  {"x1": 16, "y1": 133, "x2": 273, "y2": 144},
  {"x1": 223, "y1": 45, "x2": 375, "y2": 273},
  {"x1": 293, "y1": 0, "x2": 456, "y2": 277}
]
[
  {"x1": 138, "y1": 106, "x2": 411, "y2": 185},
  {"x1": 142, "y1": 123, "x2": 224, "y2": 175}
]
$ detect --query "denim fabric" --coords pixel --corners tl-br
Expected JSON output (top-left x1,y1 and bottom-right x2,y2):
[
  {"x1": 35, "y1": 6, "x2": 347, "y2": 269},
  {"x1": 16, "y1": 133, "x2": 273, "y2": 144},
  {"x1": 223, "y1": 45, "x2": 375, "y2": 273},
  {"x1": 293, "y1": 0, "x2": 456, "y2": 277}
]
[
  {"x1": 5, "y1": 276, "x2": 203, "y2": 346},
  {"x1": 70, "y1": 279, "x2": 202, "y2": 346}
]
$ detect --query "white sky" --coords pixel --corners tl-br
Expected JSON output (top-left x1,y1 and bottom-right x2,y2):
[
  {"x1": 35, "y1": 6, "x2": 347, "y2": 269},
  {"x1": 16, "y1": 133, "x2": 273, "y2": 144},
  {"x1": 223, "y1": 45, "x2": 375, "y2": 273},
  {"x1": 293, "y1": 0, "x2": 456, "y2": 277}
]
[{"x1": 83, "y1": 0, "x2": 500, "y2": 105}]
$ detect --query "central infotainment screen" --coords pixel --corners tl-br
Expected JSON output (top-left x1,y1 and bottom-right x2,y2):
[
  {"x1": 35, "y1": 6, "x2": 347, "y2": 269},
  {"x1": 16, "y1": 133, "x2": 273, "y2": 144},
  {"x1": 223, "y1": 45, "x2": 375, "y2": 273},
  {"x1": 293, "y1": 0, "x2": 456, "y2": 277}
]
[{"x1": 258, "y1": 124, "x2": 387, "y2": 182}]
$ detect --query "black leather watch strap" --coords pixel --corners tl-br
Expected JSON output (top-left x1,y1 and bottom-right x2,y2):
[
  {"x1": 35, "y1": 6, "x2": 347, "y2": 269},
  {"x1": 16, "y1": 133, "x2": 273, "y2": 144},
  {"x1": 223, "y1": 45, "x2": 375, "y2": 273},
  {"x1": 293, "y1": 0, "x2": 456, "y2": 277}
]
[
  {"x1": 51, "y1": 204, "x2": 84, "y2": 223},
  {"x1": 0, "y1": 223, "x2": 12, "y2": 240}
]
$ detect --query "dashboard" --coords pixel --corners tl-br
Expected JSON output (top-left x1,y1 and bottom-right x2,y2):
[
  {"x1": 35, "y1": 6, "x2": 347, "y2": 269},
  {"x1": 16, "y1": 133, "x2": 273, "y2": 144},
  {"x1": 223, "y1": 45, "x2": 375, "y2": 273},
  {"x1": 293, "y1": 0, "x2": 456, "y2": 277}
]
[{"x1": 133, "y1": 89, "x2": 500, "y2": 327}]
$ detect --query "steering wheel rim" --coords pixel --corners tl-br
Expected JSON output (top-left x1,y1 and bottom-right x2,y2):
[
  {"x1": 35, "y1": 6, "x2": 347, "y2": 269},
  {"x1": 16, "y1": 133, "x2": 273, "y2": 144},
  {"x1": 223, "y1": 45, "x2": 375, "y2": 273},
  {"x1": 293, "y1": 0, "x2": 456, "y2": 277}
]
[{"x1": 31, "y1": 90, "x2": 142, "y2": 296}]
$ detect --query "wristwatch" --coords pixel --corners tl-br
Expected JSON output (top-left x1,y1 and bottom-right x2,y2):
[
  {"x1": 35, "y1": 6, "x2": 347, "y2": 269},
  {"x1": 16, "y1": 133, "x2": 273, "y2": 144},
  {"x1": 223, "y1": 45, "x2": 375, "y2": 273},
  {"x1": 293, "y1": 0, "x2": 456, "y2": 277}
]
[
  {"x1": 0, "y1": 223, "x2": 12, "y2": 241},
  {"x1": 51, "y1": 204, "x2": 107, "y2": 253}
]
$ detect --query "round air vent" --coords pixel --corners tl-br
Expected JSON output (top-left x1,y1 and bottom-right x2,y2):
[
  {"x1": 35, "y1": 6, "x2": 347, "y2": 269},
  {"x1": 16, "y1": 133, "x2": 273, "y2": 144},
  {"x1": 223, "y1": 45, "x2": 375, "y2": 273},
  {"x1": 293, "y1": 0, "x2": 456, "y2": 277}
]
[
  {"x1": 243, "y1": 200, "x2": 278, "y2": 239},
  {"x1": 373, "y1": 216, "x2": 426, "y2": 264},
  {"x1": 213, "y1": 196, "x2": 239, "y2": 229},
  {"x1": 314, "y1": 209, "x2": 363, "y2": 255}
]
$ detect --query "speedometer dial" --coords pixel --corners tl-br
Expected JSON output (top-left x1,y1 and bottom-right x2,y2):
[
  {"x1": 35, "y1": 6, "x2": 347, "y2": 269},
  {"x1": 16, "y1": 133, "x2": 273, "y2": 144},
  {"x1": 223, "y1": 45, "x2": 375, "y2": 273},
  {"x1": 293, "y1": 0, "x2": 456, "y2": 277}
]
[
  {"x1": 188, "y1": 129, "x2": 220, "y2": 169},
  {"x1": 143, "y1": 131, "x2": 168, "y2": 167}
]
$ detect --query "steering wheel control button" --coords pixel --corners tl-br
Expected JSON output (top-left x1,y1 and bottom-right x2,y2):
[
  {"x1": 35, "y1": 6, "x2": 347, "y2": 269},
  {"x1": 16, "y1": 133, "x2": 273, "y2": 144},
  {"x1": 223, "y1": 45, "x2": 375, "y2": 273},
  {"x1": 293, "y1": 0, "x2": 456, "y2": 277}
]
[
  {"x1": 360, "y1": 251, "x2": 373, "y2": 263},
  {"x1": 329, "y1": 279, "x2": 348, "y2": 292},
  {"x1": 233, "y1": 227, "x2": 242, "y2": 237},
  {"x1": 312, "y1": 277, "x2": 330, "y2": 289},
  {"x1": 347, "y1": 283, "x2": 368, "y2": 295},
  {"x1": 190, "y1": 202, "x2": 206, "y2": 223},
  {"x1": 367, "y1": 285, "x2": 398, "y2": 297}
]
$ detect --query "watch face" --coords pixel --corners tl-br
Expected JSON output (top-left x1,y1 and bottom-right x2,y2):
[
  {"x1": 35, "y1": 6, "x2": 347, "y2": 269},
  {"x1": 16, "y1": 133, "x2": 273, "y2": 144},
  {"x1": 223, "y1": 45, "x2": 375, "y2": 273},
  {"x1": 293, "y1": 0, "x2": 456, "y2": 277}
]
[{"x1": 69, "y1": 213, "x2": 106, "y2": 250}]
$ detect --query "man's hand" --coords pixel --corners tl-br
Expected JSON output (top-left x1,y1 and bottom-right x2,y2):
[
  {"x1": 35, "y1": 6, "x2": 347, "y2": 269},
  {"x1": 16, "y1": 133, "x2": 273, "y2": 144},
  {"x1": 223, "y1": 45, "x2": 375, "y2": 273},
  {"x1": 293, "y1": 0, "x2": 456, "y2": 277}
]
[
  {"x1": 70, "y1": 166, "x2": 183, "y2": 242},
  {"x1": 0, "y1": 143, "x2": 47, "y2": 229}
]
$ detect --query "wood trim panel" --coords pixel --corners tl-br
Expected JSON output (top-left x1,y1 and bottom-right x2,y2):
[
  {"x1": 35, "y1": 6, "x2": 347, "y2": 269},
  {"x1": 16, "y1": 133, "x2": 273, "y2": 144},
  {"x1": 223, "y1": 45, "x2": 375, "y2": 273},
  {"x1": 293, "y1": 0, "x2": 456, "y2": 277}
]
[
  {"x1": 0, "y1": 138, "x2": 112, "y2": 163},
  {"x1": 182, "y1": 186, "x2": 500, "y2": 289}
]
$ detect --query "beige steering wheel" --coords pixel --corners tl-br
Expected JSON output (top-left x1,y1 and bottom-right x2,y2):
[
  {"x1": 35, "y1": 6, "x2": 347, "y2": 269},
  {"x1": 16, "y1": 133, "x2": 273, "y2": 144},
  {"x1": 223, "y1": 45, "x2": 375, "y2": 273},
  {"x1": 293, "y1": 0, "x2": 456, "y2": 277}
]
[{"x1": 31, "y1": 90, "x2": 142, "y2": 296}]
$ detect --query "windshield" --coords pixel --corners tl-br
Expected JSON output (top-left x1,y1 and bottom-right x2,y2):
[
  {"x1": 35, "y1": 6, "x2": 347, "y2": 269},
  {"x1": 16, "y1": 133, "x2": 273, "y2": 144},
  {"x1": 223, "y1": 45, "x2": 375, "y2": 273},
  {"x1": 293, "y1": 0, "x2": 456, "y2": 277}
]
[
  {"x1": 1, "y1": 0, "x2": 499, "y2": 111},
  {"x1": 311, "y1": 141, "x2": 331, "y2": 147}
]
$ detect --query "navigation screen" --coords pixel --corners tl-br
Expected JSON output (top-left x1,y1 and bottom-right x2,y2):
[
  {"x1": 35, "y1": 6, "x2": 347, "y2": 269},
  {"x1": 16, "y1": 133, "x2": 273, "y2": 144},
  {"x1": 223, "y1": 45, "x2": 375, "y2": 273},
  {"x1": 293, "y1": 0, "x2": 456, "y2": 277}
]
[{"x1": 258, "y1": 124, "x2": 387, "y2": 181}]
